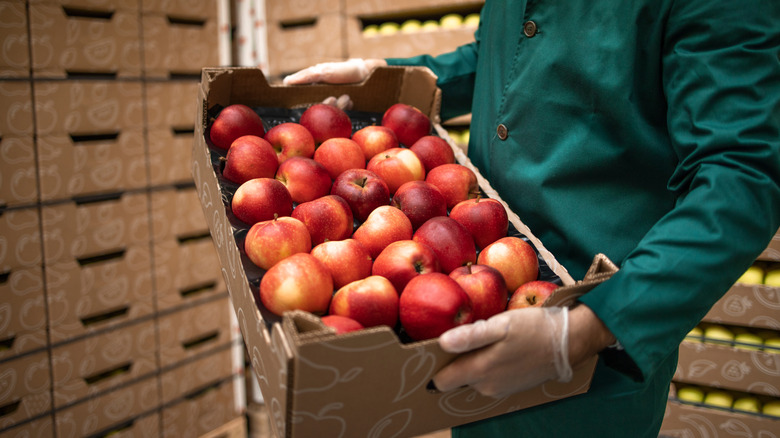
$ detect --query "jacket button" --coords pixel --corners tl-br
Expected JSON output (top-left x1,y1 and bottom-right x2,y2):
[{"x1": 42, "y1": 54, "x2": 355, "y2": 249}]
[
  {"x1": 523, "y1": 20, "x2": 538, "y2": 37},
  {"x1": 497, "y1": 124, "x2": 508, "y2": 140}
]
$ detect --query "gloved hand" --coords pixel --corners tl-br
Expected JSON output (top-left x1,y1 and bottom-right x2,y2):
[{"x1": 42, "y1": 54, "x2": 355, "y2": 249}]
[
  {"x1": 283, "y1": 58, "x2": 387, "y2": 85},
  {"x1": 432, "y1": 306, "x2": 573, "y2": 398}
]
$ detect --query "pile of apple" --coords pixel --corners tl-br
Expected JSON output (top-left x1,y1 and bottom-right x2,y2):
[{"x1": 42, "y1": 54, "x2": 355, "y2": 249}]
[
  {"x1": 208, "y1": 101, "x2": 559, "y2": 342},
  {"x1": 685, "y1": 323, "x2": 780, "y2": 353},
  {"x1": 673, "y1": 383, "x2": 780, "y2": 418}
]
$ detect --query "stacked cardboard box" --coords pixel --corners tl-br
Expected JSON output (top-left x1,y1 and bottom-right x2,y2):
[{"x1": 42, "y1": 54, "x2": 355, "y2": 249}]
[
  {"x1": 659, "y1": 232, "x2": 780, "y2": 436},
  {"x1": 0, "y1": 1, "x2": 244, "y2": 437}
]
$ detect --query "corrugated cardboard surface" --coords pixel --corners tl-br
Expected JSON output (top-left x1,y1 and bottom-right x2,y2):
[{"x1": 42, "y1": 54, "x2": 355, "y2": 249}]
[
  {"x1": 159, "y1": 343, "x2": 236, "y2": 405},
  {"x1": 759, "y1": 230, "x2": 780, "y2": 262},
  {"x1": 344, "y1": 0, "x2": 483, "y2": 16},
  {"x1": 192, "y1": 66, "x2": 602, "y2": 438},
  {"x1": 0, "y1": 81, "x2": 34, "y2": 136},
  {"x1": 0, "y1": 0, "x2": 30, "y2": 78},
  {"x1": 266, "y1": 13, "x2": 347, "y2": 77},
  {"x1": 143, "y1": 79, "x2": 200, "y2": 130},
  {"x1": 674, "y1": 341, "x2": 780, "y2": 397},
  {"x1": 161, "y1": 374, "x2": 244, "y2": 438},
  {"x1": 149, "y1": 185, "x2": 209, "y2": 241},
  {"x1": 141, "y1": 14, "x2": 219, "y2": 78},
  {"x1": 0, "y1": 136, "x2": 39, "y2": 207},
  {"x1": 0, "y1": 414, "x2": 54, "y2": 438},
  {"x1": 703, "y1": 283, "x2": 780, "y2": 330},
  {"x1": 147, "y1": 128, "x2": 197, "y2": 186},
  {"x1": 157, "y1": 295, "x2": 233, "y2": 368},
  {"x1": 660, "y1": 400, "x2": 779, "y2": 437},
  {"x1": 0, "y1": 265, "x2": 47, "y2": 361},
  {"x1": 0, "y1": 350, "x2": 51, "y2": 428},
  {"x1": 0, "y1": 207, "x2": 43, "y2": 271}
]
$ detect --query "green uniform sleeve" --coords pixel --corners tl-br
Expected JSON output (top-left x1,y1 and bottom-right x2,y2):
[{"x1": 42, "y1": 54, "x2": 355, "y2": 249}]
[{"x1": 579, "y1": 0, "x2": 780, "y2": 381}]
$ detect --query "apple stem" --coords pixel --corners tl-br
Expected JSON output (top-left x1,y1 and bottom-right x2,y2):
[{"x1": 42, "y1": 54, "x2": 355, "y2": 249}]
[{"x1": 273, "y1": 213, "x2": 279, "y2": 221}]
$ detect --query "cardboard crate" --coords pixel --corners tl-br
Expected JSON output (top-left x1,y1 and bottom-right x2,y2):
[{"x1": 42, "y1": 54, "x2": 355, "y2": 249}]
[
  {"x1": 50, "y1": 318, "x2": 158, "y2": 408},
  {"x1": 0, "y1": 414, "x2": 54, "y2": 438},
  {"x1": 33, "y1": 79, "x2": 144, "y2": 137},
  {"x1": 674, "y1": 340, "x2": 780, "y2": 397},
  {"x1": 144, "y1": 79, "x2": 200, "y2": 130},
  {"x1": 344, "y1": 0, "x2": 483, "y2": 16},
  {"x1": 141, "y1": 13, "x2": 219, "y2": 79},
  {"x1": 40, "y1": 191, "x2": 151, "y2": 265},
  {"x1": 147, "y1": 128, "x2": 197, "y2": 186},
  {"x1": 157, "y1": 295, "x2": 233, "y2": 368},
  {"x1": 266, "y1": 0, "x2": 341, "y2": 22},
  {"x1": 37, "y1": 129, "x2": 148, "y2": 202},
  {"x1": 191, "y1": 67, "x2": 617, "y2": 438},
  {"x1": 44, "y1": 244, "x2": 155, "y2": 343},
  {"x1": 140, "y1": 0, "x2": 214, "y2": 20},
  {"x1": 0, "y1": 81, "x2": 34, "y2": 137},
  {"x1": 0, "y1": 207, "x2": 43, "y2": 272},
  {"x1": 266, "y1": 13, "x2": 347, "y2": 77},
  {"x1": 54, "y1": 377, "x2": 161, "y2": 438},
  {"x1": 703, "y1": 283, "x2": 780, "y2": 330},
  {"x1": 660, "y1": 399, "x2": 779, "y2": 437},
  {"x1": 159, "y1": 344, "x2": 236, "y2": 405},
  {"x1": 758, "y1": 229, "x2": 780, "y2": 262},
  {"x1": 0, "y1": 351, "x2": 51, "y2": 430},
  {"x1": 0, "y1": 136, "x2": 39, "y2": 208},
  {"x1": 151, "y1": 233, "x2": 226, "y2": 313},
  {"x1": 150, "y1": 185, "x2": 209, "y2": 241},
  {"x1": 28, "y1": 0, "x2": 139, "y2": 10},
  {"x1": 0, "y1": 0, "x2": 30, "y2": 78},
  {"x1": 161, "y1": 374, "x2": 244, "y2": 438},
  {"x1": 29, "y1": 3, "x2": 142, "y2": 78},
  {"x1": 0, "y1": 265, "x2": 47, "y2": 361}
]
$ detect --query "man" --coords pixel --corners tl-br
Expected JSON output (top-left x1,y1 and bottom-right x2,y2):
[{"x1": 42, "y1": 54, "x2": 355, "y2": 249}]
[{"x1": 284, "y1": 1, "x2": 780, "y2": 435}]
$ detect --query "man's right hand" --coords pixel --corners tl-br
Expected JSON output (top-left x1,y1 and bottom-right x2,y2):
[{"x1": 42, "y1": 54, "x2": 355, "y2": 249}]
[{"x1": 282, "y1": 59, "x2": 387, "y2": 85}]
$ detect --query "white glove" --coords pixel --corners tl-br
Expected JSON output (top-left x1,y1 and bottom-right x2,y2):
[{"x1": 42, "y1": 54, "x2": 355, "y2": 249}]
[
  {"x1": 432, "y1": 306, "x2": 572, "y2": 398},
  {"x1": 283, "y1": 59, "x2": 371, "y2": 85}
]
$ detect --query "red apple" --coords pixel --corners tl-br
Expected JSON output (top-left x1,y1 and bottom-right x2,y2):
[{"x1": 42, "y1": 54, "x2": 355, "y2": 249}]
[
  {"x1": 264, "y1": 122, "x2": 316, "y2": 164},
  {"x1": 209, "y1": 104, "x2": 265, "y2": 150},
  {"x1": 351, "y1": 125, "x2": 399, "y2": 161},
  {"x1": 391, "y1": 180, "x2": 448, "y2": 230},
  {"x1": 330, "y1": 169, "x2": 390, "y2": 223},
  {"x1": 275, "y1": 156, "x2": 332, "y2": 204},
  {"x1": 352, "y1": 205, "x2": 413, "y2": 259},
  {"x1": 372, "y1": 240, "x2": 440, "y2": 293},
  {"x1": 329, "y1": 275, "x2": 399, "y2": 328},
  {"x1": 449, "y1": 264, "x2": 508, "y2": 321},
  {"x1": 291, "y1": 195, "x2": 354, "y2": 246},
  {"x1": 313, "y1": 137, "x2": 366, "y2": 180},
  {"x1": 409, "y1": 135, "x2": 455, "y2": 173},
  {"x1": 244, "y1": 215, "x2": 312, "y2": 270},
  {"x1": 399, "y1": 272, "x2": 473, "y2": 341},
  {"x1": 381, "y1": 103, "x2": 431, "y2": 146},
  {"x1": 321, "y1": 315, "x2": 364, "y2": 335},
  {"x1": 259, "y1": 253, "x2": 333, "y2": 316},
  {"x1": 425, "y1": 163, "x2": 479, "y2": 210},
  {"x1": 449, "y1": 197, "x2": 509, "y2": 250},
  {"x1": 508, "y1": 280, "x2": 559, "y2": 309},
  {"x1": 412, "y1": 216, "x2": 477, "y2": 274},
  {"x1": 231, "y1": 178, "x2": 293, "y2": 225},
  {"x1": 477, "y1": 236, "x2": 539, "y2": 292},
  {"x1": 222, "y1": 135, "x2": 279, "y2": 184},
  {"x1": 310, "y1": 238, "x2": 373, "y2": 290},
  {"x1": 366, "y1": 147, "x2": 425, "y2": 194},
  {"x1": 299, "y1": 103, "x2": 352, "y2": 144}
]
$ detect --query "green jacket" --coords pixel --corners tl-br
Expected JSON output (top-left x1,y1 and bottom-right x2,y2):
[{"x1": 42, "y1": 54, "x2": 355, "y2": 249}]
[{"x1": 388, "y1": 0, "x2": 780, "y2": 436}]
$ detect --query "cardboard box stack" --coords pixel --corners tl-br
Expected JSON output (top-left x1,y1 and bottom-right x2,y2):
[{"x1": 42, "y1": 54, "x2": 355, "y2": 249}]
[
  {"x1": 0, "y1": 1, "x2": 244, "y2": 437},
  {"x1": 659, "y1": 231, "x2": 780, "y2": 436}
]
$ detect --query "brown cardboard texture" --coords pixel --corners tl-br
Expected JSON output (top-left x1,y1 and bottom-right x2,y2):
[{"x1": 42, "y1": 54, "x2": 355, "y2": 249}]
[
  {"x1": 266, "y1": 13, "x2": 347, "y2": 77},
  {"x1": 0, "y1": 136, "x2": 38, "y2": 208},
  {"x1": 157, "y1": 295, "x2": 233, "y2": 368},
  {"x1": 192, "y1": 67, "x2": 608, "y2": 437},
  {"x1": 0, "y1": 207, "x2": 42, "y2": 271},
  {"x1": 704, "y1": 283, "x2": 780, "y2": 330},
  {"x1": 50, "y1": 318, "x2": 158, "y2": 408},
  {"x1": 0, "y1": 81, "x2": 34, "y2": 136},
  {"x1": 159, "y1": 344, "x2": 236, "y2": 404},
  {"x1": 759, "y1": 229, "x2": 780, "y2": 262},
  {"x1": 161, "y1": 375, "x2": 243, "y2": 438},
  {"x1": 0, "y1": 265, "x2": 47, "y2": 361},
  {"x1": 674, "y1": 340, "x2": 780, "y2": 397},
  {"x1": 660, "y1": 400, "x2": 779, "y2": 437},
  {"x1": 150, "y1": 185, "x2": 209, "y2": 241},
  {"x1": 141, "y1": 13, "x2": 219, "y2": 79},
  {"x1": 0, "y1": 0, "x2": 30, "y2": 78},
  {"x1": 144, "y1": 80, "x2": 200, "y2": 130},
  {"x1": 0, "y1": 350, "x2": 51, "y2": 428},
  {"x1": 0, "y1": 414, "x2": 54, "y2": 438}
]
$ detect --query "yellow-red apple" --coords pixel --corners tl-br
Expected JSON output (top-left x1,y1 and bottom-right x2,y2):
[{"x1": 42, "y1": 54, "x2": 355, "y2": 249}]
[
  {"x1": 209, "y1": 104, "x2": 265, "y2": 150},
  {"x1": 263, "y1": 122, "x2": 315, "y2": 163},
  {"x1": 399, "y1": 272, "x2": 473, "y2": 341},
  {"x1": 330, "y1": 168, "x2": 390, "y2": 222},
  {"x1": 275, "y1": 156, "x2": 332, "y2": 203},
  {"x1": 351, "y1": 125, "x2": 399, "y2": 161},
  {"x1": 299, "y1": 103, "x2": 353, "y2": 144},
  {"x1": 366, "y1": 147, "x2": 425, "y2": 194},
  {"x1": 391, "y1": 180, "x2": 448, "y2": 230},
  {"x1": 222, "y1": 135, "x2": 279, "y2": 184},
  {"x1": 329, "y1": 275, "x2": 399, "y2": 328},
  {"x1": 310, "y1": 238, "x2": 373, "y2": 290},
  {"x1": 381, "y1": 103, "x2": 431, "y2": 146},
  {"x1": 425, "y1": 163, "x2": 479, "y2": 210},
  {"x1": 449, "y1": 197, "x2": 509, "y2": 249},
  {"x1": 321, "y1": 314, "x2": 364, "y2": 335},
  {"x1": 450, "y1": 264, "x2": 508, "y2": 321},
  {"x1": 259, "y1": 253, "x2": 333, "y2": 316},
  {"x1": 313, "y1": 137, "x2": 366, "y2": 180},
  {"x1": 372, "y1": 240, "x2": 440, "y2": 293},
  {"x1": 353, "y1": 205, "x2": 413, "y2": 259},
  {"x1": 291, "y1": 195, "x2": 354, "y2": 246},
  {"x1": 477, "y1": 236, "x2": 539, "y2": 292},
  {"x1": 507, "y1": 280, "x2": 558, "y2": 310},
  {"x1": 409, "y1": 135, "x2": 455, "y2": 172},
  {"x1": 244, "y1": 215, "x2": 312, "y2": 270},
  {"x1": 231, "y1": 178, "x2": 293, "y2": 225},
  {"x1": 412, "y1": 216, "x2": 477, "y2": 274}
]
